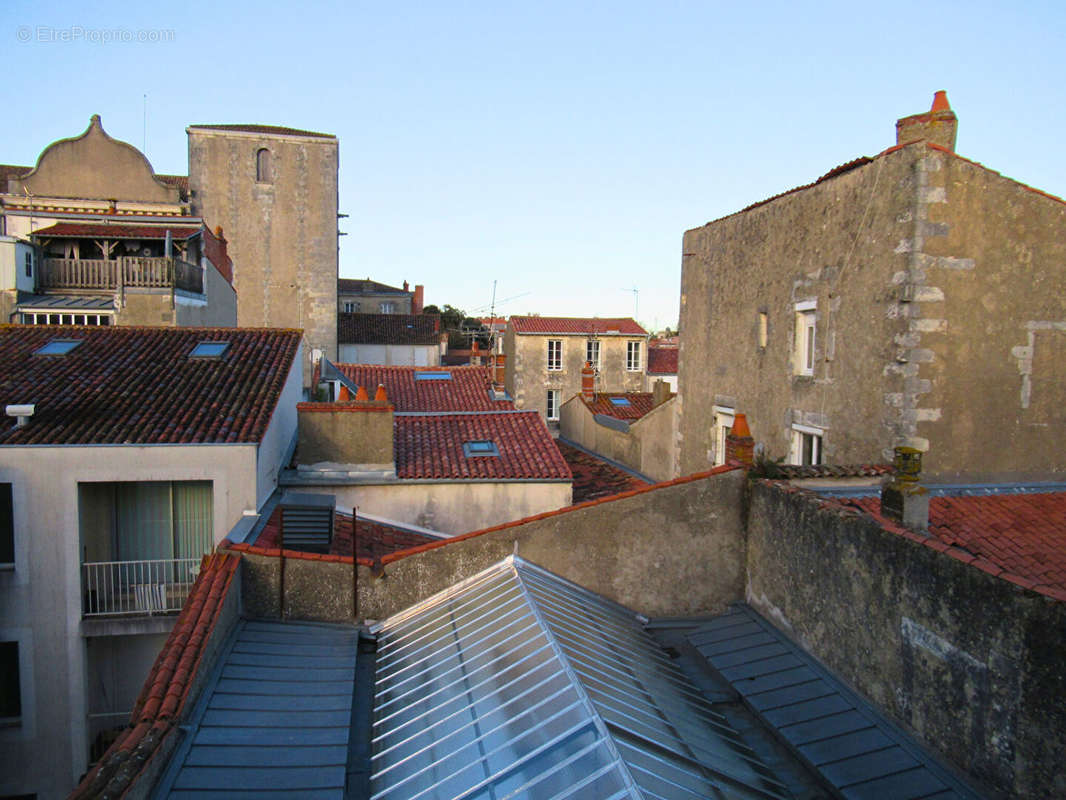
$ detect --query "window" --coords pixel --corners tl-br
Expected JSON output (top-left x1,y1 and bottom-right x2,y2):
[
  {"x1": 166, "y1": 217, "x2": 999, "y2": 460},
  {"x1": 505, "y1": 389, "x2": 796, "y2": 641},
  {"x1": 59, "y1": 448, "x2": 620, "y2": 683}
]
[
  {"x1": 0, "y1": 483, "x2": 12, "y2": 567},
  {"x1": 21, "y1": 312, "x2": 111, "y2": 325},
  {"x1": 255, "y1": 148, "x2": 272, "y2": 183},
  {"x1": 380, "y1": 302, "x2": 396, "y2": 314},
  {"x1": 713, "y1": 406, "x2": 735, "y2": 467},
  {"x1": 794, "y1": 301, "x2": 817, "y2": 376},
  {"x1": 626, "y1": 341, "x2": 642, "y2": 371},
  {"x1": 24, "y1": 251, "x2": 33, "y2": 278},
  {"x1": 0, "y1": 641, "x2": 21, "y2": 722},
  {"x1": 463, "y1": 440, "x2": 500, "y2": 457},
  {"x1": 609, "y1": 397, "x2": 631, "y2": 407},
  {"x1": 547, "y1": 390, "x2": 559, "y2": 421},
  {"x1": 33, "y1": 338, "x2": 82, "y2": 356},
  {"x1": 190, "y1": 341, "x2": 229, "y2": 359},
  {"x1": 343, "y1": 302, "x2": 359, "y2": 313},
  {"x1": 758, "y1": 311, "x2": 768, "y2": 349},
  {"x1": 414, "y1": 371, "x2": 451, "y2": 380},
  {"x1": 547, "y1": 340, "x2": 562, "y2": 371},
  {"x1": 585, "y1": 339, "x2": 601, "y2": 370},
  {"x1": 790, "y1": 424, "x2": 824, "y2": 466}
]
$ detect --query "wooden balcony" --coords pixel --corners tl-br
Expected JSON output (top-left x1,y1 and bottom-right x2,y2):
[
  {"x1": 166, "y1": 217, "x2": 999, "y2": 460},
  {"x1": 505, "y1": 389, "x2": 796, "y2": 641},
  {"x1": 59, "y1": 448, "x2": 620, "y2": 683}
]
[{"x1": 39, "y1": 256, "x2": 203, "y2": 295}]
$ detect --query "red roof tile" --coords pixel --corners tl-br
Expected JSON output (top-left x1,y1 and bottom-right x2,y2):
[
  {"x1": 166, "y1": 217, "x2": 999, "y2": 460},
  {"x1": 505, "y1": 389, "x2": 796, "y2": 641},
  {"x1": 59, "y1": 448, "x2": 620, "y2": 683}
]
[
  {"x1": 556, "y1": 440, "x2": 649, "y2": 503},
  {"x1": 395, "y1": 411, "x2": 571, "y2": 480},
  {"x1": 254, "y1": 507, "x2": 436, "y2": 559},
  {"x1": 509, "y1": 316, "x2": 648, "y2": 336},
  {"x1": 647, "y1": 346, "x2": 678, "y2": 375},
  {"x1": 187, "y1": 123, "x2": 335, "y2": 139},
  {"x1": 32, "y1": 221, "x2": 202, "y2": 239},
  {"x1": 583, "y1": 392, "x2": 660, "y2": 420},
  {"x1": 338, "y1": 312, "x2": 440, "y2": 345},
  {"x1": 70, "y1": 552, "x2": 240, "y2": 800},
  {"x1": 0, "y1": 326, "x2": 300, "y2": 445},
  {"x1": 846, "y1": 493, "x2": 1066, "y2": 595},
  {"x1": 334, "y1": 364, "x2": 513, "y2": 412}
]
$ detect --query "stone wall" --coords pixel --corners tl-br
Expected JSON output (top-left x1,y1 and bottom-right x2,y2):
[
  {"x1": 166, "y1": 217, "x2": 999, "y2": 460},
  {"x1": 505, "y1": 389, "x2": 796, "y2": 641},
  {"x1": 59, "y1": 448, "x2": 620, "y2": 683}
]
[
  {"x1": 189, "y1": 127, "x2": 338, "y2": 385},
  {"x1": 296, "y1": 402, "x2": 394, "y2": 468},
  {"x1": 678, "y1": 140, "x2": 1066, "y2": 482},
  {"x1": 745, "y1": 481, "x2": 1066, "y2": 800},
  {"x1": 559, "y1": 395, "x2": 678, "y2": 481}
]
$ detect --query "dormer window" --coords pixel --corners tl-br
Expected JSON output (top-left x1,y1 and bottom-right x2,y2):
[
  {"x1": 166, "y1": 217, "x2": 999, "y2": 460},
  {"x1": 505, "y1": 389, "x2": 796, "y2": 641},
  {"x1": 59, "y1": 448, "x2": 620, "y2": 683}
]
[
  {"x1": 256, "y1": 148, "x2": 273, "y2": 183},
  {"x1": 34, "y1": 339, "x2": 82, "y2": 356},
  {"x1": 190, "y1": 341, "x2": 229, "y2": 359},
  {"x1": 463, "y1": 440, "x2": 499, "y2": 457}
]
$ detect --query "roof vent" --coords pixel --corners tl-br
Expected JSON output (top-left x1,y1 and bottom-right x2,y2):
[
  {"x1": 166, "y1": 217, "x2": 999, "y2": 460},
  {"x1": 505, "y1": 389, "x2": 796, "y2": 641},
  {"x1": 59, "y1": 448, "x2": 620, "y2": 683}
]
[
  {"x1": 6, "y1": 404, "x2": 35, "y2": 428},
  {"x1": 280, "y1": 493, "x2": 336, "y2": 553}
]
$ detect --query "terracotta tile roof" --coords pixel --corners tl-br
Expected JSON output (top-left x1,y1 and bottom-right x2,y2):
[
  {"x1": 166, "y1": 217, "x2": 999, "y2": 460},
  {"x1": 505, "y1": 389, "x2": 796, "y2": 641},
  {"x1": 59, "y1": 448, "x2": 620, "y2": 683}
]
[
  {"x1": 69, "y1": 552, "x2": 240, "y2": 800},
  {"x1": 31, "y1": 221, "x2": 203, "y2": 240},
  {"x1": 510, "y1": 316, "x2": 648, "y2": 336},
  {"x1": 0, "y1": 163, "x2": 32, "y2": 181},
  {"x1": 337, "y1": 312, "x2": 440, "y2": 345},
  {"x1": 254, "y1": 507, "x2": 435, "y2": 560},
  {"x1": 775, "y1": 464, "x2": 895, "y2": 479},
  {"x1": 187, "y1": 123, "x2": 335, "y2": 139},
  {"x1": 556, "y1": 440, "x2": 649, "y2": 503},
  {"x1": 154, "y1": 173, "x2": 189, "y2": 194},
  {"x1": 337, "y1": 277, "x2": 409, "y2": 295},
  {"x1": 395, "y1": 411, "x2": 571, "y2": 480},
  {"x1": 845, "y1": 493, "x2": 1066, "y2": 596},
  {"x1": 0, "y1": 325, "x2": 300, "y2": 445},
  {"x1": 583, "y1": 392, "x2": 659, "y2": 420},
  {"x1": 333, "y1": 364, "x2": 512, "y2": 412},
  {"x1": 647, "y1": 346, "x2": 678, "y2": 375}
]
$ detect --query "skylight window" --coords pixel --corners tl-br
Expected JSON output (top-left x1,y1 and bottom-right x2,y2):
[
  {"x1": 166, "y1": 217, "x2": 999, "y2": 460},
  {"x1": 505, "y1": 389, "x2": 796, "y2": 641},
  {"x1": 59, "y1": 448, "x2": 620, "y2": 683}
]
[
  {"x1": 609, "y1": 397, "x2": 631, "y2": 406},
  {"x1": 189, "y1": 341, "x2": 229, "y2": 359},
  {"x1": 463, "y1": 440, "x2": 499, "y2": 457},
  {"x1": 414, "y1": 371, "x2": 451, "y2": 380},
  {"x1": 34, "y1": 339, "x2": 82, "y2": 356}
]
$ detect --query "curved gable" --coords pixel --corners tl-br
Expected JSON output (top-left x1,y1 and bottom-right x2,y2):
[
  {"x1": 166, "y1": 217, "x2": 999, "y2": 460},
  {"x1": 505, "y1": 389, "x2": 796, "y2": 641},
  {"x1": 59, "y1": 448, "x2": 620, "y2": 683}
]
[{"x1": 18, "y1": 115, "x2": 179, "y2": 203}]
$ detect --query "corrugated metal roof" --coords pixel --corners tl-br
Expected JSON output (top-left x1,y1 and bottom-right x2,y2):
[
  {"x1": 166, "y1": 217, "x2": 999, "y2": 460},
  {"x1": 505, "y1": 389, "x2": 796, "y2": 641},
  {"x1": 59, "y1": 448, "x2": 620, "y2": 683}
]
[
  {"x1": 157, "y1": 619, "x2": 360, "y2": 798},
  {"x1": 369, "y1": 556, "x2": 789, "y2": 799},
  {"x1": 684, "y1": 605, "x2": 984, "y2": 800},
  {"x1": 16, "y1": 293, "x2": 115, "y2": 311}
]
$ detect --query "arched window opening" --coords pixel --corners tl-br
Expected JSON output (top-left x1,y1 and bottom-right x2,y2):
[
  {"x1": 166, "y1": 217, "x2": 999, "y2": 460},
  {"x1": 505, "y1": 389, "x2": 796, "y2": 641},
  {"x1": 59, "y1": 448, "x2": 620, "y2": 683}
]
[{"x1": 256, "y1": 148, "x2": 273, "y2": 183}]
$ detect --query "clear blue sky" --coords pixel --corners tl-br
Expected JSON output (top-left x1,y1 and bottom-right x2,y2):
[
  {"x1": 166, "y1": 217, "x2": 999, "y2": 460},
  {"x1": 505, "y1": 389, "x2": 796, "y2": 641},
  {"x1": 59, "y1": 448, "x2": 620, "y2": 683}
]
[{"x1": 4, "y1": 1, "x2": 1064, "y2": 331}]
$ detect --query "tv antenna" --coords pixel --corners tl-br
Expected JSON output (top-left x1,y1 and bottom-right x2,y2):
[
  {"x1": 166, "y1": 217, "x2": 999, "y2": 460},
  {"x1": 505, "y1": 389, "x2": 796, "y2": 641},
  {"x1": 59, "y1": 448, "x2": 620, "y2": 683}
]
[{"x1": 621, "y1": 286, "x2": 639, "y2": 320}]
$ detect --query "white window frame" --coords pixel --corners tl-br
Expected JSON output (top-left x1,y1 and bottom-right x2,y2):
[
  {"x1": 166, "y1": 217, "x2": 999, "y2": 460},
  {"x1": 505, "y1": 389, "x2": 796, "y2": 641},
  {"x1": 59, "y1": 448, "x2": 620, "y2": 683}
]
[
  {"x1": 789, "y1": 423, "x2": 824, "y2": 466},
  {"x1": 585, "y1": 339, "x2": 601, "y2": 371},
  {"x1": 547, "y1": 339, "x2": 562, "y2": 372},
  {"x1": 547, "y1": 390, "x2": 560, "y2": 421},
  {"x1": 379, "y1": 302, "x2": 396, "y2": 314},
  {"x1": 794, "y1": 300, "x2": 817, "y2": 376},
  {"x1": 626, "y1": 340, "x2": 642, "y2": 372},
  {"x1": 343, "y1": 302, "x2": 358, "y2": 313},
  {"x1": 712, "y1": 406, "x2": 735, "y2": 467}
]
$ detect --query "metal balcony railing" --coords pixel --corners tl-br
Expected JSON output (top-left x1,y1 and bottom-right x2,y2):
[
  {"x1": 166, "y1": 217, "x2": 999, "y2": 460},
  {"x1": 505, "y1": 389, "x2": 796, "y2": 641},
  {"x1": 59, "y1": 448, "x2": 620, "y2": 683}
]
[
  {"x1": 82, "y1": 557, "x2": 201, "y2": 616},
  {"x1": 40, "y1": 256, "x2": 203, "y2": 294}
]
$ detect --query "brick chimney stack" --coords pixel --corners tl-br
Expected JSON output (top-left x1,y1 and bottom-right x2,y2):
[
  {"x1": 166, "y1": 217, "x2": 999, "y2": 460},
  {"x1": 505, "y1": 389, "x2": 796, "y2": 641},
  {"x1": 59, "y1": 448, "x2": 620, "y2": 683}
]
[
  {"x1": 493, "y1": 353, "x2": 506, "y2": 390},
  {"x1": 896, "y1": 90, "x2": 958, "y2": 152},
  {"x1": 413, "y1": 284, "x2": 424, "y2": 314},
  {"x1": 581, "y1": 362, "x2": 595, "y2": 401},
  {"x1": 881, "y1": 446, "x2": 930, "y2": 531},
  {"x1": 724, "y1": 413, "x2": 754, "y2": 467}
]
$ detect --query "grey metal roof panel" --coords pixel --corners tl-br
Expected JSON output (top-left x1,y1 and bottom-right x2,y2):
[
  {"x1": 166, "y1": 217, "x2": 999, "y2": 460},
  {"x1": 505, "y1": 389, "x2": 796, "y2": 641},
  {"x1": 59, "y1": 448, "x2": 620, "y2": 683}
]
[
  {"x1": 17, "y1": 293, "x2": 115, "y2": 310},
  {"x1": 156, "y1": 619, "x2": 360, "y2": 799},
  {"x1": 685, "y1": 605, "x2": 985, "y2": 799}
]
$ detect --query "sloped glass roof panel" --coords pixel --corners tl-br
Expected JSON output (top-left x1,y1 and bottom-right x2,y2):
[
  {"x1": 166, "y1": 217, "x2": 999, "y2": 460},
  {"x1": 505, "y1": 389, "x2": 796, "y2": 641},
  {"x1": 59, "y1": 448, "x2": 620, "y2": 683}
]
[{"x1": 370, "y1": 557, "x2": 789, "y2": 800}]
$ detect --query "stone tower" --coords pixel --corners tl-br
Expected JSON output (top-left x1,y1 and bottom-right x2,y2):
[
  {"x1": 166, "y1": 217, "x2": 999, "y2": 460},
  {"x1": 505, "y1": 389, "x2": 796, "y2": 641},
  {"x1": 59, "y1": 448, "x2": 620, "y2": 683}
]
[{"x1": 187, "y1": 124, "x2": 338, "y2": 385}]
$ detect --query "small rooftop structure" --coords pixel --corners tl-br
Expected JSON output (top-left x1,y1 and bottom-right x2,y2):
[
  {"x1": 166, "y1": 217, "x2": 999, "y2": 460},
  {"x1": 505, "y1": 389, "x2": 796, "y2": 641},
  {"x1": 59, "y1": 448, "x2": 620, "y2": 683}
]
[
  {"x1": 328, "y1": 363, "x2": 513, "y2": 412},
  {"x1": 510, "y1": 316, "x2": 648, "y2": 336}
]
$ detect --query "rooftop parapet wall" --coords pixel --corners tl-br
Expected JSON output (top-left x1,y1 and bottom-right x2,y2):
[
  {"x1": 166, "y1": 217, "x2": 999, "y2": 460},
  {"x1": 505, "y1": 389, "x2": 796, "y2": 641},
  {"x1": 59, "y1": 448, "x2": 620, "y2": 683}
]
[
  {"x1": 232, "y1": 466, "x2": 746, "y2": 623},
  {"x1": 745, "y1": 480, "x2": 1065, "y2": 800}
]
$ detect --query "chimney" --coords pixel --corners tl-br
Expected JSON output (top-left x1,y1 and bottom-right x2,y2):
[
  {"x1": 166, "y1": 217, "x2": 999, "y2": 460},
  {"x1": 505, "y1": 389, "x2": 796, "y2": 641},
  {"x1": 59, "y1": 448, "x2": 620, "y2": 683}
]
[
  {"x1": 493, "y1": 353, "x2": 506, "y2": 390},
  {"x1": 581, "y1": 361, "x2": 595, "y2": 401},
  {"x1": 355, "y1": 385, "x2": 369, "y2": 402},
  {"x1": 296, "y1": 389, "x2": 394, "y2": 473},
  {"x1": 652, "y1": 378, "x2": 671, "y2": 408},
  {"x1": 896, "y1": 90, "x2": 958, "y2": 151},
  {"x1": 471, "y1": 340, "x2": 481, "y2": 366},
  {"x1": 413, "y1": 284, "x2": 424, "y2": 314},
  {"x1": 374, "y1": 384, "x2": 388, "y2": 403},
  {"x1": 403, "y1": 280, "x2": 409, "y2": 292},
  {"x1": 881, "y1": 446, "x2": 930, "y2": 531},
  {"x1": 724, "y1": 413, "x2": 754, "y2": 467}
]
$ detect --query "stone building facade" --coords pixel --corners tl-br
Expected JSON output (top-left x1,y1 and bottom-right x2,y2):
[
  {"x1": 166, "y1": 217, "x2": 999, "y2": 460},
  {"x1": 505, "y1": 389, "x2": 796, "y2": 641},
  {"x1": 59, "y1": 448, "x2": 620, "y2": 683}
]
[
  {"x1": 678, "y1": 93, "x2": 1066, "y2": 482},
  {"x1": 188, "y1": 125, "x2": 339, "y2": 385},
  {"x1": 338, "y1": 277, "x2": 423, "y2": 315},
  {"x1": 503, "y1": 316, "x2": 649, "y2": 425}
]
